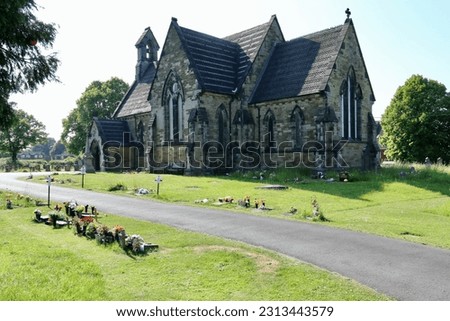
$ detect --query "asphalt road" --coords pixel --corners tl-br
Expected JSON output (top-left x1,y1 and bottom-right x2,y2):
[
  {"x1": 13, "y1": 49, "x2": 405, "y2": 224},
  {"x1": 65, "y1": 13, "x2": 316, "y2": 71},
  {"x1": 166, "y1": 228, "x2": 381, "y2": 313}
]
[{"x1": 1, "y1": 172, "x2": 449, "y2": 300}]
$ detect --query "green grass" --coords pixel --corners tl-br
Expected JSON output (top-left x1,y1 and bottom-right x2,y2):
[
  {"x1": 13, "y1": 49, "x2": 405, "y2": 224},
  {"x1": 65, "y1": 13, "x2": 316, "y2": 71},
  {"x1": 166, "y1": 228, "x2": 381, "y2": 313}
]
[
  {"x1": 28, "y1": 164, "x2": 450, "y2": 249},
  {"x1": 0, "y1": 196, "x2": 387, "y2": 301}
]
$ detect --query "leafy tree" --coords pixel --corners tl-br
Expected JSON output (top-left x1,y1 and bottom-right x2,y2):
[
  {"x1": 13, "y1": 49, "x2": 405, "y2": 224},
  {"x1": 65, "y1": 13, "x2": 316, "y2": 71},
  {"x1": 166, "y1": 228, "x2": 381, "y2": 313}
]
[
  {"x1": 0, "y1": 106, "x2": 48, "y2": 166},
  {"x1": 61, "y1": 77, "x2": 129, "y2": 154},
  {"x1": 0, "y1": 0, "x2": 59, "y2": 130},
  {"x1": 380, "y1": 75, "x2": 450, "y2": 163},
  {"x1": 32, "y1": 137, "x2": 56, "y2": 160},
  {"x1": 49, "y1": 140, "x2": 66, "y2": 160}
]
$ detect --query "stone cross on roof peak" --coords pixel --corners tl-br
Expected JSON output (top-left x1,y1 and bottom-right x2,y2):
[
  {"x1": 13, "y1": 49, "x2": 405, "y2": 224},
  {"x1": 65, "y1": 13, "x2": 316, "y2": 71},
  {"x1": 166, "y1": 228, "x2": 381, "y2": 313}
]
[{"x1": 345, "y1": 8, "x2": 351, "y2": 19}]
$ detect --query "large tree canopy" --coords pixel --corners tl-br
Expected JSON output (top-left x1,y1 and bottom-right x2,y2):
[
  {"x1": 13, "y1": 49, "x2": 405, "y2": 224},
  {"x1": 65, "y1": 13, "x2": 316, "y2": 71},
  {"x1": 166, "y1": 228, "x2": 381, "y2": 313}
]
[
  {"x1": 61, "y1": 77, "x2": 129, "y2": 154},
  {"x1": 380, "y1": 75, "x2": 450, "y2": 163},
  {"x1": 0, "y1": 0, "x2": 59, "y2": 130},
  {"x1": 0, "y1": 106, "x2": 48, "y2": 166}
]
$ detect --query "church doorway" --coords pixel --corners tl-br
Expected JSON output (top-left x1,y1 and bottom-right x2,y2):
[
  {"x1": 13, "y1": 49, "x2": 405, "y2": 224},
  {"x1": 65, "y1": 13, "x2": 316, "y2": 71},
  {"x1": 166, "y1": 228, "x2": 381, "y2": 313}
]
[{"x1": 90, "y1": 140, "x2": 101, "y2": 171}]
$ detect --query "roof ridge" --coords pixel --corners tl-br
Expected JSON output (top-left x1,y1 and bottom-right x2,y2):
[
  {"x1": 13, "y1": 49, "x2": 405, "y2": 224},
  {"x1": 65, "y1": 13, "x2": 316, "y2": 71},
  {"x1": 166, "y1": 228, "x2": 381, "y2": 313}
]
[
  {"x1": 171, "y1": 19, "x2": 207, "y2": 90},
  {"x1": 288, "y1": 23, "x2": 345, "y2": 42},
  {"x1": 223, "y1": 19, "x2": 272, "y2": 41},
  {"x1": 175, "y1": 20, "x2": 244, "y2": 94},
  {"x1": 172, "y1": 16, "x2": 280, "y2": 94},
  {"x1": 179, "y1": 25, "x2": 237, "y2": 46}
]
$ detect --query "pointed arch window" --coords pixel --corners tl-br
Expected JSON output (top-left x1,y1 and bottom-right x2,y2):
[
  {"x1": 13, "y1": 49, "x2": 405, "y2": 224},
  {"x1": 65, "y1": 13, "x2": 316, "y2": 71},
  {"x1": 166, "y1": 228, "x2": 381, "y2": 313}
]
[
  {"x1": 137, "y1": 121, "x2": 144, "y2": 144},
  {"x1": 340, "y1": 68, "x2": 362, "y2": 140},
  {"x1": 263, "y1": 109, "x2": 276, "y2": 151},
  {"x1": 163, "y1": 72, "x2": 184, "y2": 142},
  {"x1": 290, "y1": 106, "x2": 304, "y2": 148},
  {"x1": 216, "y1": 105, "x2": 229, "y2": 149}
]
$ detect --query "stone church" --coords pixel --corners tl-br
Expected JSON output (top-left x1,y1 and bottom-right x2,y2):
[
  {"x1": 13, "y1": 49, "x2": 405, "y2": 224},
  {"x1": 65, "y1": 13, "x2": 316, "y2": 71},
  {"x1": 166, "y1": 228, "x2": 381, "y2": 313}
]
[{"x1": 85, "y1": 12, "x2": 379, "y2": 173}]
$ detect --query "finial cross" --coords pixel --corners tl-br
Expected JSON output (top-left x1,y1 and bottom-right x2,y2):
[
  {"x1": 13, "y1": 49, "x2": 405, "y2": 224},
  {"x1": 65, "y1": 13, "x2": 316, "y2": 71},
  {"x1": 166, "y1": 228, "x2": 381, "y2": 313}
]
[{"x1": 345, "y1": 8, "x2": 351, "y2": 19}]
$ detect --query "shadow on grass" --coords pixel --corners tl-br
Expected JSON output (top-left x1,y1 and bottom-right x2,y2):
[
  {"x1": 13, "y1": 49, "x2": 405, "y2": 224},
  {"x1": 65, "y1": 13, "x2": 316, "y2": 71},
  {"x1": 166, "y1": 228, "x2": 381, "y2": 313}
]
[
  {"x1": 226, "y1": 166, "x2": 450, "y2": 200},
  {"x1": 399, "y1": 169, "x2": 450, "y2": 197}
]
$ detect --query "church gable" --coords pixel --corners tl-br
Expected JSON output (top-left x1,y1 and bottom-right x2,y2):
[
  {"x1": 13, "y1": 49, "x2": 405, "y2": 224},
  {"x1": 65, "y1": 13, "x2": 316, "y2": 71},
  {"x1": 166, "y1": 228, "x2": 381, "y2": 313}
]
[
  {"x1": 250, "y1": 22, "x2": 348, "y2": 104},
  {"x1": 176, "y1": 23, "x2": 240, "y2": 94},
  {"x1": 330, "y1": 20, "x2": 375, "y2": 102},
  {"x1": 224, "y1": 15, "x2": 284, "y2": 90},
  {"x1": 326, "y1": 19, "x2": 376, "y2": 142},
  {"x1": 162, "y1": 16, "x2": 279, "y2": 96}
]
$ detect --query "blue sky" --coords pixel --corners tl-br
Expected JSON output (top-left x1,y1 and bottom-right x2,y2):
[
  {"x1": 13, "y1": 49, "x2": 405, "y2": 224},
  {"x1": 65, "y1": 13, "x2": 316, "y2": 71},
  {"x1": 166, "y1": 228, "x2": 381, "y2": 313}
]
[{"x1": 10, "y1": 0, "x2": 450, "y2": 139}]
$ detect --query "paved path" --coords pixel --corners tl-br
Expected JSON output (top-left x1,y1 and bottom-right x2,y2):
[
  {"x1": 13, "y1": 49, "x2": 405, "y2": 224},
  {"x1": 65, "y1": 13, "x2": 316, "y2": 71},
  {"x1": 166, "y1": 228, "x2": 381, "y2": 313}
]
[{"x1": 1, "y1": 172, "x2": 449, "y2": 300}]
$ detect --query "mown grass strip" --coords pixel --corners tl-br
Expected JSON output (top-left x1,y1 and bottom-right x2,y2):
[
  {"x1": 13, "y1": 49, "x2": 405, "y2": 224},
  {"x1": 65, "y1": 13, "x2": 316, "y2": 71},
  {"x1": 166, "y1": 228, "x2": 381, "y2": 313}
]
[{"x1": 0, "y1": 199, "x2": 388, "y2": 301}]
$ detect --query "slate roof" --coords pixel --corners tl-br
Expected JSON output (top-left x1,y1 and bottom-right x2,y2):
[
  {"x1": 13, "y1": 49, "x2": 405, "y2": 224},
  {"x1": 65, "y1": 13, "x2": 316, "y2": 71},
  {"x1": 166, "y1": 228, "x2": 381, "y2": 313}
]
[
  {"x1": 250, "y1": 23, "x2": 349, "y2": 104},
  {"x1": 92, "y1": 118, "x2": 133, "y2": 146},
  {"x1": 113, "y1": 62, "x2": 156, "y2": 118},
  {"x1": 113, "y1": 17, "x2": 360, "y2": 120},
  {"x1": 174, "y1": 18, "x2": 273, "y2": 95},
  {"x1": 178, "y1": 26, "x2": 240, "y2": 94},
  {"x1": 223, "y1": 18, "x2": 275, "y2": 88}
]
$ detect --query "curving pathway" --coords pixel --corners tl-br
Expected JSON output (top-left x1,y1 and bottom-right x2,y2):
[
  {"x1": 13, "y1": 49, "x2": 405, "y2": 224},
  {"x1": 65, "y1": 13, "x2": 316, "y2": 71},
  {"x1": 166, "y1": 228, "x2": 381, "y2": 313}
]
[{"x1": 1, "y1": 172, "x2": 449, "y2": 300}]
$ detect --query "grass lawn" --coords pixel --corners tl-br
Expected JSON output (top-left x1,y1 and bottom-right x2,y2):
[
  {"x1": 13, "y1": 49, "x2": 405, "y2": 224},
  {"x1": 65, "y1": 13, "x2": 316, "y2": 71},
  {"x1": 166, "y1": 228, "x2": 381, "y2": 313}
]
[
  {"x1": 27, "y1": 164, "x2": 450, "y2": 249},
  {"x1": 0, "y1": 194, "x2": 388, "y2": 301}
]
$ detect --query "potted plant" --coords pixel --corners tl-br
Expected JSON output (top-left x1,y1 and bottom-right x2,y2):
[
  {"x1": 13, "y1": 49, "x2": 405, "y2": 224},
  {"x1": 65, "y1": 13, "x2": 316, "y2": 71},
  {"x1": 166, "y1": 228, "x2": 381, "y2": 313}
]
[
  {"x1": 75, "y1": 205, "x2": 85, "y2": 217},
  {"x1": 72, "y1": 217, "x2": 83, "y2": 235},
  {"x1": 80, "y1": 216, "x2": 94, "y2": 236},
  {"x1": 112, "y1": 225, "x2": 125, "y2": 242},
  {"x1": 48, "y1": 211, "x2": 61, "y2": 228}
]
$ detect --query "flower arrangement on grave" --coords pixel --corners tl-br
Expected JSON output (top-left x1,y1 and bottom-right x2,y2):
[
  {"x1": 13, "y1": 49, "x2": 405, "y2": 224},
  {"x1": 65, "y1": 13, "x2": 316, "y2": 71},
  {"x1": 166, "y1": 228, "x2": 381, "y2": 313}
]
[
  {"x1": 112, "y1": 225, "x2": 124, "y2": 233},
  {"x1": 111, "y1": 225, "x2": 125, "y2": 240},
  {"x1": 72, "y1": 217, "x2": 83, "y2": 235},
  {"x1": 33, "y1": 209, "x2": 42, "y2": 221},
  {"x1": 125, "y1": 234, "x2": 145, "y2": 253},
  {"x1": 80, "y1": 216, "x2": 93, "y2": 225},
  {"x1": 95, "y1": 224, "x2": 114, "y2": 244},
  {"x1": 75, "y1": 205, "x2": 85, "y2": 216},
  {"x1": 72, "y1": 216, "x2": 95, "y2": 236},
  {"x1": 85, "y1": 222, "x2": 97, "y2": 239},
  {"x1": 48, "y1": 211, "x2": 63, "y2": 228},
  {"x1": 69, "y1": 200, "x2": 77, "y2": 214}
]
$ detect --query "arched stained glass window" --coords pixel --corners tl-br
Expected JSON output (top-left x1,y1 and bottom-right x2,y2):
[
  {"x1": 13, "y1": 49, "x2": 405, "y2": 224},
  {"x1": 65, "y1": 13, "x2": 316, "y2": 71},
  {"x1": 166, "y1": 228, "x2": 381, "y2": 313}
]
[{"x1": 340, "y1": 67, "x2": 362, "y2": 140}]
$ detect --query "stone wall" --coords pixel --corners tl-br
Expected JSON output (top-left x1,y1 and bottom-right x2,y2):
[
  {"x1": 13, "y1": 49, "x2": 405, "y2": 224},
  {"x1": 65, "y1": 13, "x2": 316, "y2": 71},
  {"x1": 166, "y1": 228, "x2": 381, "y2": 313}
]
[
  {"x1": 326, "y1": 22, "x2": 377, "y2": 154},
  {"x1": 120, "y1": 19, "x2": 378, "y2": 172}
]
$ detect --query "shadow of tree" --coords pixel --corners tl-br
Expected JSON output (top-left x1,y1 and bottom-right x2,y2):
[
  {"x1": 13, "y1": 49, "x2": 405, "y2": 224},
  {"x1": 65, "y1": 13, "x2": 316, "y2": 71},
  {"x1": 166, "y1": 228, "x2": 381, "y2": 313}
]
[{"x1": 228, "y1": 166, "x2": 450, "y2": 200}]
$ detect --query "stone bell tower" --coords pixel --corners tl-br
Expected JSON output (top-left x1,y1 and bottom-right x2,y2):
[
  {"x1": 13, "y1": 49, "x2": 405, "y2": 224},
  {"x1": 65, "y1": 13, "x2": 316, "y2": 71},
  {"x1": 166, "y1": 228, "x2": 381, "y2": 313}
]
[{"x1": 135, "y1": 27, "x2": 159, "y2": 81}]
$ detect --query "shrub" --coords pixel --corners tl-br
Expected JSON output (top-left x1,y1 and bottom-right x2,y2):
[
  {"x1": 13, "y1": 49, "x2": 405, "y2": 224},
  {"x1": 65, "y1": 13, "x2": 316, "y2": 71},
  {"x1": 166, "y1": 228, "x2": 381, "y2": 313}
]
[
  {"x1": 107, "y1": 183, "x2": 127, "y2": 191},
  {"x1": 308, "y1": 197, "x2": 330, "y2": 222}
]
